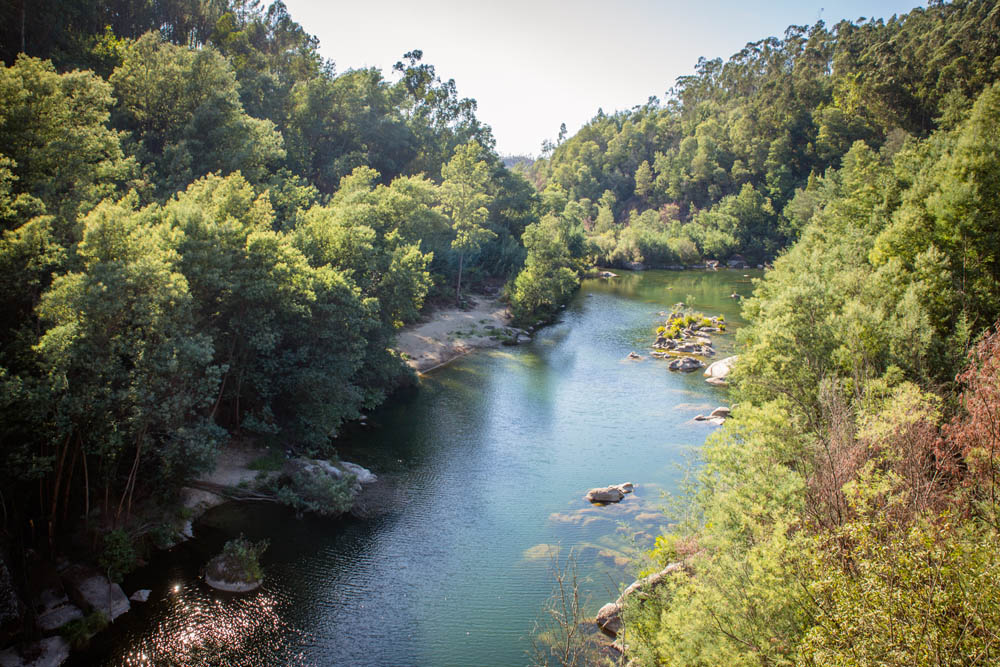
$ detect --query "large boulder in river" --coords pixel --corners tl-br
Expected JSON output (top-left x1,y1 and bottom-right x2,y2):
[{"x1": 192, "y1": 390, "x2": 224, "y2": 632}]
[
  {"x1": 61, "y1": 565, "x2": 129, "y2": 621},
  {"x1": 205, "y1": 537, "x2": 267, "y2": 593},
  {"x1": 586, "y1": 483, "x2": 634, "y2": 503},
  {"x1": 339, "y1": 461, "x2": 377, "y2": 485},
  {"x1": 704, "y1": 355, "x2": 738, "y2": 384},
  {"x1": 668, "y1": 356, "x2": 704, "y2": 372},
  {"x1": 586, "y1": 486, "x2": 625, "y2": 503}
]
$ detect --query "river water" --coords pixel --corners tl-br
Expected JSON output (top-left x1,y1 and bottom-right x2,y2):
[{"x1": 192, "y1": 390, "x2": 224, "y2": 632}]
[{"x1": 76, "y1": 269, "x2": 756, "y2": 667}]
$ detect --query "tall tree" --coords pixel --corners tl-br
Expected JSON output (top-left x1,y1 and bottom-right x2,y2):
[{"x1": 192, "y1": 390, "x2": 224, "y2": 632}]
[{"x1": 437, "y1": 141, "x2": 495, "y2": 304}]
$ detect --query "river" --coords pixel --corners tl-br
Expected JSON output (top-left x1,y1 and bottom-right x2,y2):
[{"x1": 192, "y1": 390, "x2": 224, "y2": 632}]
[{"x1": 75, "y1": 268, "x2": 757, "y2": 667}]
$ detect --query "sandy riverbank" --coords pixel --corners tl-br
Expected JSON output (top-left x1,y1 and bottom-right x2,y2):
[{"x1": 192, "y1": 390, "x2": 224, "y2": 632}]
[{"x1": 395, "y1": 295, "x2": 514, "y2": 373}]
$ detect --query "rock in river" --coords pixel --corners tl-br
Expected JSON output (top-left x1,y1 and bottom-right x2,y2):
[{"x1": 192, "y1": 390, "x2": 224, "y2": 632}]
[
  {"x1": 586, "y1": 487, "x2": 624, "y2": 503},
  {"x1": 595, "y1": 562, "x2": 688, "y2": 637},
  {"x1": 704, "y1": 355, "x2": 738, "y2": 384},
  {"x1": 61, "y1": 565, "x2": 130, "y2": 621},
  {"x1": 585, "y1": 483, "x2": 634, "y2": 503},
  {"x1": 668, "y1": 356, "x2": 704, "y2": 372}
]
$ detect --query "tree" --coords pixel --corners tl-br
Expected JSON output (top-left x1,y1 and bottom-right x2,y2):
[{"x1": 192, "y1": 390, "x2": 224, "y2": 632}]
[
  {"x1": 437, "y1": 141, "x2": 495, "y2": 304},
  {"x1": 110, "y1": 32, "x2": 284, "y2": 196},
  {"x1": 634, "y1": 160, "x2": 653, "y2": 201},
  {"x1": 34, "y1": 194, "x2": 221, "y2": 527},
  {"x1": 0, "y1": 55, "x2": 132, "y2": 234}
]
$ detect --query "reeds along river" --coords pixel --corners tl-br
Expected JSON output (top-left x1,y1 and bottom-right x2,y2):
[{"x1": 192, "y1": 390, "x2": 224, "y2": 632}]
[{"x1": 75, "y1": 269, "x2": 759, "y2": 667}]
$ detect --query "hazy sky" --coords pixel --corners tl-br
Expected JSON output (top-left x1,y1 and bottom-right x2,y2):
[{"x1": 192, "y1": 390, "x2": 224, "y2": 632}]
[{"x1": 282, "y1": 1, "x2": 925, "y2": 157}]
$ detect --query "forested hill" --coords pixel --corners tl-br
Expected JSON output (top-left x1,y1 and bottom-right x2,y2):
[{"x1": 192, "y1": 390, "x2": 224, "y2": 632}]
[
  {"x1": 547, "y1": 1, "x2": 1000, "y2": 663},
  {"x1": 0, "y1": 0, "x2": 563, "y2": 579},
  {"x1": 526, "y1": 0, "x2": 1000, "y2": 266}
]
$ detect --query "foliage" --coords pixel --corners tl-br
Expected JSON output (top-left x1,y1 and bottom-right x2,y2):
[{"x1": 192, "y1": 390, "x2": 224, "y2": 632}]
[
  {"x1": 219, "y1": 534, "x2": 269, "y2": 583},
  {"x1": 97, "y1": 529, "x2": 137, "y2": 583},
  {"x1": 631, "y1": 64, "x2": 1000, "y2": 664},
  {"x1": 272, "y1": 466, "x2": 355, "y2": 517},
  {"x1": 437, "y1": 141, "x2": 496, "y2": 303},
  {"x1": 0, "y1": 0, "x2": 549, "y2": 572},
  {"x1": 529, "y1": 549, "x2": 606, "y2": 667},
  {"x1": 527, "y1": 1, "x2": 1000, "y2": 266},
  {"x1": 59, "y1": 611, "x2": 109, "y2": 649}
]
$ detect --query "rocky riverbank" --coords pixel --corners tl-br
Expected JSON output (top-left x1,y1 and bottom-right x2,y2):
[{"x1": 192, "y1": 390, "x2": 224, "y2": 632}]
[{"x1": 395, "y1": 294, "x2": 533, "y2": 373}]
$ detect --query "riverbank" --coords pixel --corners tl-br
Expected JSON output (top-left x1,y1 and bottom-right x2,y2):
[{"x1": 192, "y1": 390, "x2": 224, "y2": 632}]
[{"x1": 395, "y1": 294, "x2": 515, "y2": 373}]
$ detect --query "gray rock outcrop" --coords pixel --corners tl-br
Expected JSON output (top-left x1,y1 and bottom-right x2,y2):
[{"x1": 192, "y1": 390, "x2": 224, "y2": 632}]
[
  {"x1": 704, "y1": 355, "x2": 738, "y2": 384},
  {"x1": 35, "y1": 604, "x2": 82, "y2": 633},
  {"x1": 586, "y1": 487, "x2": 624, "y2": 503},
  {"x1": 668, "y1": 356, "x2": 704, "y2": 372},
  {"x1": 61, "y1": 565, "x2": 129, "y2": 621},
  {"x1": 595, "y1": 562, "x2": 688, "y2": 637},
  {"x1": 586, "y1": 483, "x2": 634, "y2": 503}
]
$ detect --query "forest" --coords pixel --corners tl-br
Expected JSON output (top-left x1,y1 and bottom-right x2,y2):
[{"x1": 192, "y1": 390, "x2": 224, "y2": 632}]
[
  {"x1": 0, "y1": 0, "x2": 582, "y2": 639},
  {"x1": 1, "y1": 0, "x2": 1000, "y2": 664},
  {"x1": 559, "y1": 1, "x2": 1000, "y2": 663}
]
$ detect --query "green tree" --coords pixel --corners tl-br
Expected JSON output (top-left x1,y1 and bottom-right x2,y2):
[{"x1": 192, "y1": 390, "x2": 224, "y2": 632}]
[
  {"x1": 437, "y1": 141, "x2": 496, "y2": 304},
  {"x1": 110, "y1": 32, "x2": 284, "y2": 196},
  {"x1": 35, "y1": 194, "x2": 221, "y2": 526}
]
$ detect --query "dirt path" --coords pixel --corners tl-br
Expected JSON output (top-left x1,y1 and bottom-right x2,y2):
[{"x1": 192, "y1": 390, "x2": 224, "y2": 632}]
[{"x1": 395, "y1": 295, "x2": 515, "y2": 373}]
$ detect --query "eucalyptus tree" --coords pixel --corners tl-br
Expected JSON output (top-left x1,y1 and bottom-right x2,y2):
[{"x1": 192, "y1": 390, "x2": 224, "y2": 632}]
[{"x1": 437, "y1": 141, "x2": 495, "y2": 304}]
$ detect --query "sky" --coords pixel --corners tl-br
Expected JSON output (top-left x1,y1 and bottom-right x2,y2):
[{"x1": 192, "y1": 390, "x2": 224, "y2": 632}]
[{"x1": 282, "y1": 0, "x2": 926, "y2": 157}]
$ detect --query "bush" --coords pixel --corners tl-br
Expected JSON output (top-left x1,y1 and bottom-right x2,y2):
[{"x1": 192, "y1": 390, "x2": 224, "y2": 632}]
[
  {"x1": 271, "y1": 465, "x2": 356, "y2": 517},
  {"x1": 97, "y1": 529, "x2": 137, "y2": 583},
  {"x1": 60, "y1": 611, "x2": 109, "y2": 649},
  {"x1": 218, "y1": 535, "x2": 269, "y2": 583}
]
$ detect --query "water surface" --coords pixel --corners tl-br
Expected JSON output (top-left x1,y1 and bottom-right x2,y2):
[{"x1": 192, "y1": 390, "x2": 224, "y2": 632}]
[{"x1": 78, "y1": 269, "x2": 756, "y2": 667}]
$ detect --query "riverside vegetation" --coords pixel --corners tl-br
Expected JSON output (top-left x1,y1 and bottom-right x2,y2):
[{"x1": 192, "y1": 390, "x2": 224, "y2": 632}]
[
  {"x1": 522, "y1": 0, "x2": 1000, "y2": 665},
  {"x1": 1, "y1": 0, "x2": 1000, "y2": 665},
  {"x1": 0, "y1": 0, "x2": 582, "y2": 652}
]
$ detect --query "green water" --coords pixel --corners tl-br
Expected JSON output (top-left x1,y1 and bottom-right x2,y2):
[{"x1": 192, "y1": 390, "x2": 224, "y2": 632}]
[{"x1": 78, "y1": 269, "x2": 757, "y2": 667}]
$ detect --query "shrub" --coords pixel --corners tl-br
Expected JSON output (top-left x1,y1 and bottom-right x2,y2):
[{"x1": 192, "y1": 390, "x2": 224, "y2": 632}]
[
  {"x1": 60, "y1": 611, "x2": 109, "y2": 649},
  {"x1": 97, "y1": 529, "x2": 137, "y2": 583},
  {"x1": 271, "y1": 465, "x2": 356, "y2": 517},
  {"x1": 218, "y1": 535, "x2": 269, "y2": 583}
]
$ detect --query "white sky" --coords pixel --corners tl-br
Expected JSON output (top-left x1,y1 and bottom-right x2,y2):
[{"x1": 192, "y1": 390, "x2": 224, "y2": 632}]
[{"x1": 283, "y1": 1, "x2": 926, "y2": 157}]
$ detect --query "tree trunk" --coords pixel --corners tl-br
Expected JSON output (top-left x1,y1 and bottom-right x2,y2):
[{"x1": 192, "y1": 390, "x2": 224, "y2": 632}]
[
  {"x1": 456, "y1": 252, "x2": 464, "y2": 305},
  {"x1": 82, "y1": 441, "x2": 90, "y2": 528},
  {"x1": 61, "y1": 441, "x2": 79, "y2": 524}
]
